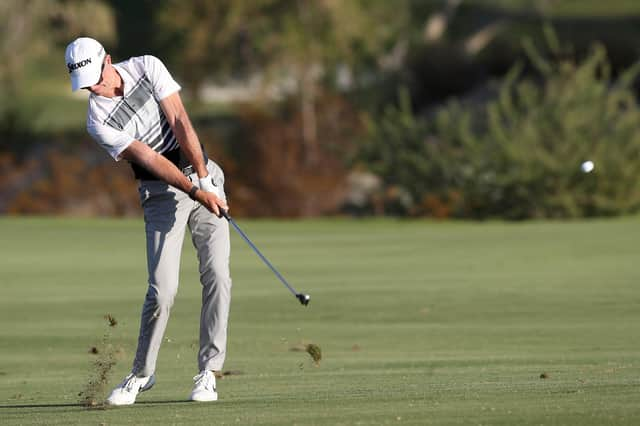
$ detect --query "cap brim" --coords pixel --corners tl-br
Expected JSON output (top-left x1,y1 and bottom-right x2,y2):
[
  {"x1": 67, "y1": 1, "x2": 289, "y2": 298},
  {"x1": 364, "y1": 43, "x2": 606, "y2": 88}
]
[{"x1": 70, "y1": 63, "x2": 102, "y2": 92}]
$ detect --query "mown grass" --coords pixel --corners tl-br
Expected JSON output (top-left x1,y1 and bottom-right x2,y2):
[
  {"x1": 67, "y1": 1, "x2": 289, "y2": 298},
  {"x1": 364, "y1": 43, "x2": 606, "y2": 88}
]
[{"x1": 0, "y1": 216, "x2": 639, "y2": 425}]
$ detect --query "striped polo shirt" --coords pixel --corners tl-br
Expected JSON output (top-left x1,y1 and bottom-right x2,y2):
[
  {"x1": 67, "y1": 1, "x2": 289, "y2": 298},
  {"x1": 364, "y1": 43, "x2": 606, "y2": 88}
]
[{"x1": 86, "y1": 55, "x2": 181, "y2": 165}]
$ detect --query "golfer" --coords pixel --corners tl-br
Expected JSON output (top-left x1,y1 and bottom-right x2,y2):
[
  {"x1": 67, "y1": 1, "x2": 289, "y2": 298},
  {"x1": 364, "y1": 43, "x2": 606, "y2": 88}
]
[{"x1": 65, "y1": 37, "x2": 232, "y2": 405}]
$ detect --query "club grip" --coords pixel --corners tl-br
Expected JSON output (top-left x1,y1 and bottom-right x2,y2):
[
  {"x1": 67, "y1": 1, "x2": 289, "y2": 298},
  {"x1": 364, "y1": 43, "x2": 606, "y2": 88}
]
[{"x1": 220, "y1": 208, "x2": 230, "y2": 220}]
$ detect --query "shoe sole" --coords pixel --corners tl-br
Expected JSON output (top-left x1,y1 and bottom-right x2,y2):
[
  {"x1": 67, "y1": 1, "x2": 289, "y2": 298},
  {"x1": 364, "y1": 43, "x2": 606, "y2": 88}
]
[
  {"x1": 190, "y1": 396, "x2": 218, "y2": 402},
  {"x1": 190, "y1": 392, "x2": 218, "y2": 402}
]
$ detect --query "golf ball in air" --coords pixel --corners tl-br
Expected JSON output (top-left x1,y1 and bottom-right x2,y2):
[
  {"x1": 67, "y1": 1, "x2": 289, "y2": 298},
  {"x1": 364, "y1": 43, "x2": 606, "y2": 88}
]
[{"x1": 581, "y1": 160, "x2": 594, "y2": 173}]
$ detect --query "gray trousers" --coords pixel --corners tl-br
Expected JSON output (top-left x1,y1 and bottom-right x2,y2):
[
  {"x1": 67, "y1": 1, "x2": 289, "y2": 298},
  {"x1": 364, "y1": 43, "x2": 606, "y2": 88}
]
[{"x1": 132, "y1": 160, "x2": 231, "y2": 377}]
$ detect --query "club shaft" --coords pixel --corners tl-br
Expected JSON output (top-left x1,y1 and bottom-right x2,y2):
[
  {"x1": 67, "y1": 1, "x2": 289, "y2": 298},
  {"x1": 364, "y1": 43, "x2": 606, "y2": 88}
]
[{"x1": 225, "y1": 214, "x2": 299, "y2": 297}]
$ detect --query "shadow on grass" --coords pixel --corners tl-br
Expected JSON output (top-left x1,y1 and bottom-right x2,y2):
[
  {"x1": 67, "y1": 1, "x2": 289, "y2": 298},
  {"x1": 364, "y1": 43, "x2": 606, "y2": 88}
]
[
  {"x1": 0, "y1": 400, "x2": 193, "y2": 409},
  {"x1": 0, "y1": 403, "x2": 85, "y2": 409}
]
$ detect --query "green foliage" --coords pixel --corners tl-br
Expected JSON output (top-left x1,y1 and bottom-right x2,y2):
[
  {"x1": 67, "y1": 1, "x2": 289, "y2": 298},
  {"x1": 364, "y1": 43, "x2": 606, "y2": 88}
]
[
  {"x1": 154, "y1": 0, "x2": 408, "y2": 97},
  {"x1": 0, "y1": 0, "x2": 115, "y2": 152},
  {"x1": 154, "y1": 0, "x2": 257, "y2": 96},
  {"x1": 361, "y1": 37, "x2": 640, "y2": 219},
  {"x1": 0, "y1": 0, "x2": 115, "y2": 90},
  {"x1": 0, "y1": 92, "x2": 43, "y2": 158},
  {"x1": 359, "y1": 89, "x2": 431, "y2": 209}
]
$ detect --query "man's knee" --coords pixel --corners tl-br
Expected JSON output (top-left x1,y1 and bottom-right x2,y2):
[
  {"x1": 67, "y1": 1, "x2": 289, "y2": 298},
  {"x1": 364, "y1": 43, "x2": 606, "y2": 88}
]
[
  {"x1": 200, "y1": 259, "x2": 231, "y2": 288},
  {"x1": 145, "y1": 284, "x2": 177, "y2": 311}
]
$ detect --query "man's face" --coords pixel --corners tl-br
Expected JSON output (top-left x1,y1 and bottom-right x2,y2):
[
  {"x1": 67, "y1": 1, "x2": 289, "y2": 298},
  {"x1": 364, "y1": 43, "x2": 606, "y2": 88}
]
[{"x1": 84, "y1": 55, "x2": 116, "y2": 97}]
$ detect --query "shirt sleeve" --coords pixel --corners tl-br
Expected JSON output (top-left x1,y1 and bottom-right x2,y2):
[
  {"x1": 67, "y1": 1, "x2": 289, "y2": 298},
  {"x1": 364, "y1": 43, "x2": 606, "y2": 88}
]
[
  {"x1": 87, "y1": 120, "x2": 135, "y2": 161},
  {"x1": 143, "y1": 55, "x2": 181, "y2": 101}
]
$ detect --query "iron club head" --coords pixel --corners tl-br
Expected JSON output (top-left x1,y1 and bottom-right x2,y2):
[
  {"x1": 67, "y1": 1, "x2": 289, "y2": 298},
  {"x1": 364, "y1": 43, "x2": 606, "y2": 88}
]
[{"x1": 296, "y1": 293, "x2": 310, "y2": 306}]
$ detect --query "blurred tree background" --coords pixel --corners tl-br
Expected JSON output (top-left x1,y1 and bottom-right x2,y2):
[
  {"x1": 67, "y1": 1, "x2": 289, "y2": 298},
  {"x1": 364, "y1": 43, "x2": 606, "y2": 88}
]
[{"x1": 1, "y1": 0, "x2": 640, "y2": 218}]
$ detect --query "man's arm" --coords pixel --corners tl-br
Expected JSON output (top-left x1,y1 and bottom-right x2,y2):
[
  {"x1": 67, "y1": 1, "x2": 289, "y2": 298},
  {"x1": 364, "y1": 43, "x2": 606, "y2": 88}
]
[
  {"x1": 160, "y1": 92, "x2": 208, "y2": 178},
  {"x1": 121, "y1": 140, "x2": 228, "y2": 216}
]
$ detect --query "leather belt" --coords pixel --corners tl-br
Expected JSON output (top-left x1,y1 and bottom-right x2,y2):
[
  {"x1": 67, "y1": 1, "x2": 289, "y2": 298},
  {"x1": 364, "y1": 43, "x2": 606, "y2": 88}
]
[{"x1": 181, "y1": 165, "x2": 195, "y2": 176}]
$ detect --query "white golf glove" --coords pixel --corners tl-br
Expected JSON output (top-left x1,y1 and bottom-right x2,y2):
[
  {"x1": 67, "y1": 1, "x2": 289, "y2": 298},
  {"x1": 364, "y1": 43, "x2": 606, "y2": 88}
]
[{"x1": 199, "y1": 174, "x2": 223, "y2": 199}]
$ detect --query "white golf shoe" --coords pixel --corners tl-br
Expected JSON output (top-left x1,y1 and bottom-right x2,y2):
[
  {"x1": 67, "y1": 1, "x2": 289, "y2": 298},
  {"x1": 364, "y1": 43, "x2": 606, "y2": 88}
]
[
  {"x1": 106, "y1": 373, "x2": 155, "y2": 406},
  {"x1": 190, "y1": 370, "x2": 218, "y2": 402}
]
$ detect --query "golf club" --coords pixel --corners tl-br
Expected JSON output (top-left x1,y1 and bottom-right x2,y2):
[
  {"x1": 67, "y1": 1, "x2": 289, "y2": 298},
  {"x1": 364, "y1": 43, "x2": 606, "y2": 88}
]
[{"x1": 220, "y1": 209, "x2": 310, "y2": 306}]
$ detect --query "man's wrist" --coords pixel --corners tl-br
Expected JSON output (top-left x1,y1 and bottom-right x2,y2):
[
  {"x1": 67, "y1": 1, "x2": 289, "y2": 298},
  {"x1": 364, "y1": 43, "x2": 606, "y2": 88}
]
[{"x1": 188, "y1": 185, "x2": 199, "y2": 200}]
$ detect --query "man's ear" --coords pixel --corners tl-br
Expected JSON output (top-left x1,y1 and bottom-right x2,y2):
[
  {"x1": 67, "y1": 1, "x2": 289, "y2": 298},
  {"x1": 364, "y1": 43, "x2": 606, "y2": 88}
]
[{"x1": 104, "y1": 54, "x2": 112, "y2": 65}]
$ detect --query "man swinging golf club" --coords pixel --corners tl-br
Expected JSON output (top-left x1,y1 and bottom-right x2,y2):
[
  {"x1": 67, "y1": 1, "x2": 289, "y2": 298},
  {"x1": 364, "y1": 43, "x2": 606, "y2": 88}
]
[{"x1": 65, "y1": 37, "x2": 231, "y2": 405}]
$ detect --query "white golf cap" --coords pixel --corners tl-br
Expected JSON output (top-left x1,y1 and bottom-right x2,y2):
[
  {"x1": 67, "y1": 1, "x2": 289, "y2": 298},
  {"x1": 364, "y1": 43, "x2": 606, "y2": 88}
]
[{"x1": 65, "y1": 37, "x2": 106, "y2": 91}]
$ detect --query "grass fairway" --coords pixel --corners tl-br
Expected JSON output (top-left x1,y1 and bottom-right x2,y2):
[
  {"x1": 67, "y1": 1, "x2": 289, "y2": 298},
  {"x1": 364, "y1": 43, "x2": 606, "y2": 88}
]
[{"x1": 0, "y1": 216, "x2": 639, "y2": 425}]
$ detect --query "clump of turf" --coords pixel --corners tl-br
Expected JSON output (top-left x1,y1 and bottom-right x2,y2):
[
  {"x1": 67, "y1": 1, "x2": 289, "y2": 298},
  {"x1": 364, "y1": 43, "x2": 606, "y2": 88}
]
[
  {"x1": 214, "y1": 370, "x2": 244, "y2": 379},
  {"x1": 105, "y1": 314, "x2": 118, "y2": 327},
  {"x1": 290, "y1": 342, "x2": 322, "y2": 366},
  {"x1": 305, "y1": 344, "x2": 322, "y2": 366},
  {"x1": 79, "y1": 314, "x2": 120, "y2": 409}
]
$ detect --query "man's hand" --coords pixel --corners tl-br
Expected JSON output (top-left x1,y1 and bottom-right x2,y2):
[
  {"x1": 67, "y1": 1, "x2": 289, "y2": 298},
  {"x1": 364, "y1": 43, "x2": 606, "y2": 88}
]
[
  {"x1": 196, "y1": 174, "x2": 227, "y2": 216},
  {"x1": 194, "y1": 189, "x2": 228, "y2": 217},
  {"x1": 198, "y1": 174, "x2": 223, "y2": 198}
]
